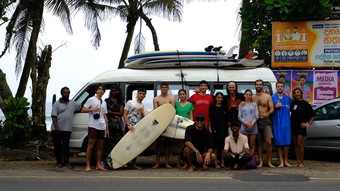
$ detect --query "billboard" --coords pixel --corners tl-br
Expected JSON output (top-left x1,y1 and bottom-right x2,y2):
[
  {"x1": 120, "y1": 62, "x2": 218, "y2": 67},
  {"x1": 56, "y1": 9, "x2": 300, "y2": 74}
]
[
  {"x1": 273, "y1": 70, "x2": 338, "y2": 105},
  {"x1": 272, "y1": 20, "x2": 340, "y2": 68}
]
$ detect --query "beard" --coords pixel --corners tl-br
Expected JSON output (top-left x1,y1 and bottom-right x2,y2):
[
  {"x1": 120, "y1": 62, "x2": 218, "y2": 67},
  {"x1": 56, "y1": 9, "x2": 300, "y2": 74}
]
[
  {"x1": 256, "y1": 87, "x2": 262, "y2": 93},
  {"x1": 277, "y1": 90, "x2": 284, "y2": 94}
]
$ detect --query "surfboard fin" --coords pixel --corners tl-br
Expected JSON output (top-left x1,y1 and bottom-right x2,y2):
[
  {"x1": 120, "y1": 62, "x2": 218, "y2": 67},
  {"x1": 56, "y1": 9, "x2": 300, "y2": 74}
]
[{"x1": 106, "y1": 156, "x2": 113, "y2": 168}]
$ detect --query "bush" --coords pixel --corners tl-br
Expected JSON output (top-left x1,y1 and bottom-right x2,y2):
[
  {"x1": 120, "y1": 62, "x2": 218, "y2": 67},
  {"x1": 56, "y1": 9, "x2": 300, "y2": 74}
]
[{"x1": 1, "y1": 97, "x2": 31, "y2": 148}]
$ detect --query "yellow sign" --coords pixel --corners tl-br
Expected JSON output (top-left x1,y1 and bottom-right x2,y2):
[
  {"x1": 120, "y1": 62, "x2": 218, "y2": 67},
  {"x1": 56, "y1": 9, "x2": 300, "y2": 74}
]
[{"x1": 272, "y1": 20, "x2": 340, "y2": 68}]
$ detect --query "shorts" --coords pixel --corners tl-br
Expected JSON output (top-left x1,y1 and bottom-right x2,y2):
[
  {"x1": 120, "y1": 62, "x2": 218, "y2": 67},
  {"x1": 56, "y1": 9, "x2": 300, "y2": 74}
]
[
  {"x1": 181, "y1": 146, "x2": 207, "y2": 166},
  {"x1": 88, "y1": 127, "x2": 105, "y2": 139},
  {"x1": 257, "y1": 118, "x2": 273, "y2": 139},
  {"x1": 291, "y1": 125, "x2": 307, "y2": 136}
]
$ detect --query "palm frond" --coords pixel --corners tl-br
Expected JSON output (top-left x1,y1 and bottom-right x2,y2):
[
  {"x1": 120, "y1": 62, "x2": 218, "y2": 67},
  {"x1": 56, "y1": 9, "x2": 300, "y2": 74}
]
[
  {"x1": 143, "y1": 0, "x2": 183, "y2": 22},
  {"x1": 69, "y1": 0, "x2": 126, "y2": 48},
  {"x1": 134, "y1": 19, "x2": 145, "y2": 54},
  {"x1": 13, "y1": 9, "x2": 32, "y2": 78},
  {"x1": 45, "y1": 0, "x2": 73, "y2": 34}
]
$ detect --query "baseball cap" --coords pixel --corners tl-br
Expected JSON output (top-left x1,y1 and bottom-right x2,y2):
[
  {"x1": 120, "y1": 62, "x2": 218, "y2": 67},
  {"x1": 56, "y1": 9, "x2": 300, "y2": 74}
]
[{"x1": 196, "y1": 114, "x2": 205, "y2": 121}]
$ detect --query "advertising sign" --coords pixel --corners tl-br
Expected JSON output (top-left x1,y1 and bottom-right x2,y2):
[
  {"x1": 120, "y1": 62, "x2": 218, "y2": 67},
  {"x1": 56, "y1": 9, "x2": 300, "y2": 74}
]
[
  {"x1": 273, "y1": 70, "x2": 292, "y2": 96},
  {"x1": 313, "y1": 71, "x2": 337, "y2": 105},
  {"x1": 272, "y1": 20, "x2": 340, "y2": 68},
  {"x1": 273, "y1": 69, "x2": 340, "y2": 105},
  {"x1": 292, "y1": 71, "x2": 313, "y2": 103}
]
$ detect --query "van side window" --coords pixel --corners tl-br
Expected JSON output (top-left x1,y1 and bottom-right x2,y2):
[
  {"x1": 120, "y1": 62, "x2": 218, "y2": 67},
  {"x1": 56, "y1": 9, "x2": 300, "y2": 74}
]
[
  {"x1": 156, "y1": 84, "x2": 187, "y2": 102},
  {"x1": 222, "y1": 82, "x2": 272, "y2": 95},
  {"x1": 130, "y1": 89, "x2": 154, "y2": 112},
  {"x1": 188, "y1": 85, "x2": 211, "y2": 97}
]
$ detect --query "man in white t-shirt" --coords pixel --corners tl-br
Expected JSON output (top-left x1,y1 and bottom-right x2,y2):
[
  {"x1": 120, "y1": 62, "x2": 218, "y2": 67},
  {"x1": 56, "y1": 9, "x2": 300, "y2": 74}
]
[
  {"x1": 82, "y1": 84, "x2": 108, "y2": 172},
  {"x1": 123, "y1": 88, "x2": 148, "y2": 169}
]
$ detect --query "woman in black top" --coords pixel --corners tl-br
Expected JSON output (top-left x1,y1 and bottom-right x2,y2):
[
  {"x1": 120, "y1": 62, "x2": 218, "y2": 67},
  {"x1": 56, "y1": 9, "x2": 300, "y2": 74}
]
[
  {"x1": 290, "y1": 87, "x2": 315, "y2": 167},
  {"x1": 104, "y1": 85, "x2": 125, "y2": 165},
  {"x1": 209, "y1": 92, "x2": 227, "y2": 168}
]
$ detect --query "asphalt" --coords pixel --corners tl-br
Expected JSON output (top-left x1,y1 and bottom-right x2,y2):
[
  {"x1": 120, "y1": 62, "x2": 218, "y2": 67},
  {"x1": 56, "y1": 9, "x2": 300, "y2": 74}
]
[{"x1": 1, "y1": 153, "x2": 340, "y2": 180}]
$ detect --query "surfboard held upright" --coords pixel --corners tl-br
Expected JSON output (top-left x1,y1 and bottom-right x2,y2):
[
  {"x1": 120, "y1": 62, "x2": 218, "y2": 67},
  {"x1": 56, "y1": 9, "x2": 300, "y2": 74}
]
[{"x1": 107, "y1": 103, "x2": 176, "y2": 169}]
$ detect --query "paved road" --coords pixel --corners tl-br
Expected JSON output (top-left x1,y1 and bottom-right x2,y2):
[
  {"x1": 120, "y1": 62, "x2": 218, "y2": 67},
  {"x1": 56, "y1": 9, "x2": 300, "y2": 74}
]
[{"x1": 1, "y1": 153, "x2": 340, "y2": 191}]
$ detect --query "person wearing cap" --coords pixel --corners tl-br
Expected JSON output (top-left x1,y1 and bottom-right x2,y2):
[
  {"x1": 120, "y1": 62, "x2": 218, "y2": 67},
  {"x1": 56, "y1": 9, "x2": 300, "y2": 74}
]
[
  {"x1": 223, "y1": 121, "x2": 251, "y2": 170},
  {"x1": 181, "y1": 114, "x2": 215, "y2": 171}
]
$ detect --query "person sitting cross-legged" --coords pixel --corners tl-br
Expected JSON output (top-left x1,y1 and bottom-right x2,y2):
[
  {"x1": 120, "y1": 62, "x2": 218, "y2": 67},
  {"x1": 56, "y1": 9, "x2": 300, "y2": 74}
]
[{"x1": 223, "y1": 121, "x2": 251, "y2": 170}]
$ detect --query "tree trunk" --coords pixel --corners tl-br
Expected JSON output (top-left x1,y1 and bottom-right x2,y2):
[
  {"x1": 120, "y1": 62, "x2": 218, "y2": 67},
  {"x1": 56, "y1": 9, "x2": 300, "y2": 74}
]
[
  {"x1": 31, "y1": 45, "x2": 52, "y2": 141},
  {"x1": 0, "y1": 69, "x2": 13, "y2": 115},
  {"x1": 238, "y1": 0, "x2": 251, "y2": 58},
  {"x1": 118, "y1": 18, "x2": 138, "y2": 69},
  {"x1": 15, "y1": 0, "x2": 44, "y2": 98},
  {"x1": 140, "y1": 13, "x2": 160, "y2": 51}
]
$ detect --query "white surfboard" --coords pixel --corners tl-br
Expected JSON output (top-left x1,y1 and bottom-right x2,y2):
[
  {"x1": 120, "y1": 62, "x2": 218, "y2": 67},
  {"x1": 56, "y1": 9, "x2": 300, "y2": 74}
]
[
  {"x1": 161, "y1": 115, "x2": 194, "y2": 139},
  {"x1": 107, "y1": 103, "x2": 175, "y2": 169}
]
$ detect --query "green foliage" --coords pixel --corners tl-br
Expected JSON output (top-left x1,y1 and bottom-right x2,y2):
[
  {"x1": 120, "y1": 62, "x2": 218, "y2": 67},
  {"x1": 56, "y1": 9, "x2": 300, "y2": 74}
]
[
  {"x1": 240, "y1": 0, "x2": 334, "y2": 66},
  {"x1": 0, "y1": 97, "x2": 31, "y2": 148}
]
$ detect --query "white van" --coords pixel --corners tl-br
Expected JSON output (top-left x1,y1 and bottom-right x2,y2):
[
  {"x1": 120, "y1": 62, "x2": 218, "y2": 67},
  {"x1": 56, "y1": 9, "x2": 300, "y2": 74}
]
[{"x1": 68, "y1": 67, "x2": 277, "y2": 152}]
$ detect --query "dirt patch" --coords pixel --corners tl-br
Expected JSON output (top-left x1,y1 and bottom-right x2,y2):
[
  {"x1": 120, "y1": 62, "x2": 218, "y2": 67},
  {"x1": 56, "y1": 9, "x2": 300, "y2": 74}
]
[{"x1": 0, "y1": 147, "x2": 54, "y2": 161}]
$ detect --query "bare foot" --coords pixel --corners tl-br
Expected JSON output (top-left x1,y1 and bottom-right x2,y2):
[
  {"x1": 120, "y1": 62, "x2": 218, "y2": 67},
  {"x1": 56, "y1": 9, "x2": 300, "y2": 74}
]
[
  {"x1": 233, "y1": 164, "x2": 240, "y2": 170},
  {"x1": 268, "y1": 163, "x2": 276, "y2": 168},
  {"x1": 85, "y1": 168, "x2": 91, "y2": 172},
  {"x1": 277, "y1": 163, "x2": 284, "y2": 168},
  {"x1": 133, "y1": 165, "x2": 142, "y2": 170},
  {"x1": 284, "y1": 162, "x2": 292, "y2": 167},
  {"x1": 152, "y1": 164, "x2": 160, "y2": 169},
  {"x1": 165, "y1": 164, "x2": 173, "y2": 169},
  {"x1": 298, "y1": 164, "x2": 305, "y2": 168},
  {"x1": 202, "y1": 165, "x2": 209, "y2": 170},
  {"x1": 257, "y1": 162, "x2": 263, "y2": 168},
  {"x1": 215, "y1": 164, "x2": 221, "y2": 169},
  {"x1": 188, "y1": 166, "x2": 194, "y2": 172},
  {"x1": 95, "y1": 166, "x2": 107, "y2": 171}
]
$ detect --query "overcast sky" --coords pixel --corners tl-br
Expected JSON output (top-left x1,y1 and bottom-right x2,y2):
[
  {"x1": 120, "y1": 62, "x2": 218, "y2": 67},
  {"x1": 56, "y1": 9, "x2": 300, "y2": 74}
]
[{"x1": 0, "y1": 0, "x2": 241, "y2": 103}]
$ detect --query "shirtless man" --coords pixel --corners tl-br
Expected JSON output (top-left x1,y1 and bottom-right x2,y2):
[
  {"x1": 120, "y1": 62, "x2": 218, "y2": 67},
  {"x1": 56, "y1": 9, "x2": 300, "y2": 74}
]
[
  {"x1": 252, "y1": 79, "x2": 275, "y2": 168},
  {"x1": 152, "y1": 82, "x2": 176, "y2": 168}
]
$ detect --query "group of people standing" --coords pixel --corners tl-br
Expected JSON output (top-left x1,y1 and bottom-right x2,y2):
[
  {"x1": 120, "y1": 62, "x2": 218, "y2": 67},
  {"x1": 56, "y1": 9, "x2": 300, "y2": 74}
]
[{"x1": 50, "y1": 78, "x2": 315, "y2": 172}]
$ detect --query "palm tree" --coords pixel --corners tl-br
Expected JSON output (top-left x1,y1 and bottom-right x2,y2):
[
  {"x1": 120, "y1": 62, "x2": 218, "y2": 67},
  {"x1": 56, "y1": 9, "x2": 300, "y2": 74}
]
[
  {"x1": 71, "y1": 0, "x2": 183, "y2": 69},
  {"x1": 0, "y1": 0, "x2": 72, "y2": 98},
  {"x1": 120, "y1": 0, "x2": 183, "y2": 68}
]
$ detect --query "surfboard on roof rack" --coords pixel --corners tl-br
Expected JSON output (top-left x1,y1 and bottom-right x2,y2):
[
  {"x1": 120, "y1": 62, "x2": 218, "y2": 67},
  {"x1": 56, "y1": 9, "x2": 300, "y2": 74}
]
[
  {"x1": 125, "y1": 54, "x2": 226, "y2": 65},
  {"x1": 126, "y1": 50, "x2": 222, "y2": 61},
  {"x1": 124, "y1": 50, "x2": 263, "y2": 69}
]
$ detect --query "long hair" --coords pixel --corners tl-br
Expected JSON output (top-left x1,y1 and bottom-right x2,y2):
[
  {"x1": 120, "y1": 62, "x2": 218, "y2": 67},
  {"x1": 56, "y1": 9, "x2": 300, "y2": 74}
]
[
  {"x1": 214, "y1": 92, "x2": 224, "y2": 105},
  {"x1": 292, "y1": 87, "x2": 304, "y2": 102}
]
